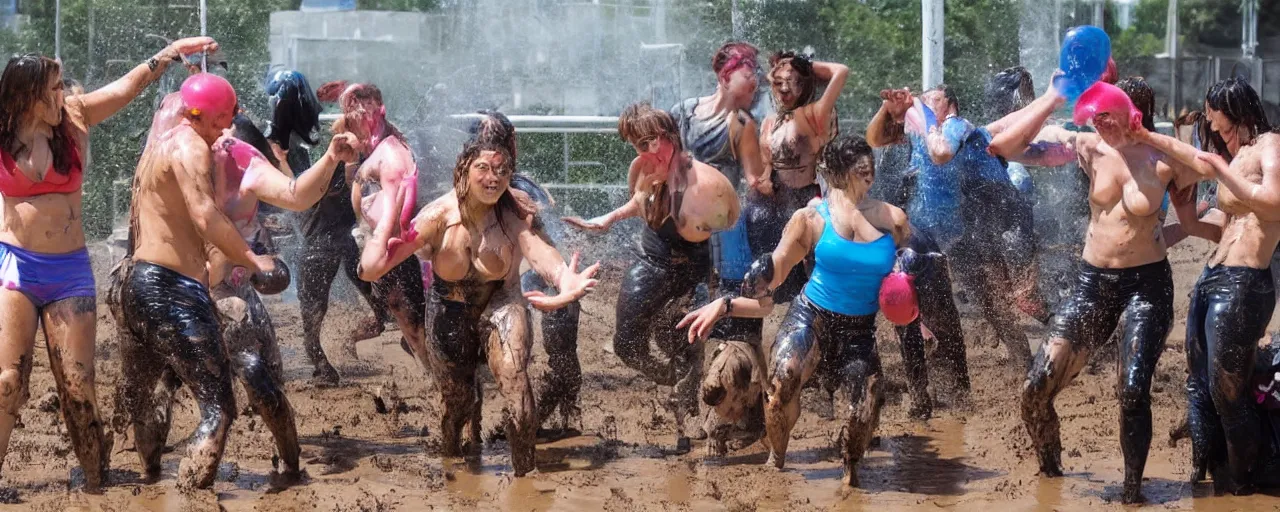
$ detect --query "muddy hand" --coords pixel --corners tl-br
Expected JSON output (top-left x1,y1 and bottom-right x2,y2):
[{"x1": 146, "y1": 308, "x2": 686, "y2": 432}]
[
  {"x1": 250, "y1": 254, "x2": 277, "y2": 274},
  {"x1": 168, "y1": 36, "x2": 219, "y2": 59},
  {"x1": 1194, "y1": 151, "x2": 1227, "y2": 178},
  {"x1": 880, "y1": 87, "x2": 912, "y2": 120},
  {"x1": 526, "y1": 252, "x2": 600, "y2": 312},
  {"x1": 327, "y1": 133, "x2": 361, "y2": 163},
  {"x1": 562, "y1": 215, "x2": 610, "y2": 234},
  {"x1": 677, "y1": 299, "x2": 727, "y2": 344}
]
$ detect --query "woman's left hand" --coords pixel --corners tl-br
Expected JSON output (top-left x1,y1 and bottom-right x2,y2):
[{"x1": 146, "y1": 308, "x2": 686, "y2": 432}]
[
  {"x1": 167, "y1": 37, "x2": 219, "y2": 59},
  {"x1": 526, "y1": 252, "x2": 600, "y2": 312},
  {"x1": 677, "y1": 298, "x2": 726, "y2": 344}
]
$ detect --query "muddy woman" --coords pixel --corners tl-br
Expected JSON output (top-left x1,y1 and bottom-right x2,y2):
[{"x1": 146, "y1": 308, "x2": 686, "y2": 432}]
[
  {"x1": 358, "y1": 136, "x2": 597, "y2": 475},
  {"x1": 679, "y1": 134, "x2": 909, "y2": 486},
  {"x1": 668, "y1": 41, "x2": 768, "y2": 450},
  {"x1": 1135, "y1": 77, "x2": 1280, "y2": 496},
  {"x1": 563, "y1": 103, "x2": 740, "y2": 452},
  {"x1": 989, "y1": 78, "x2": 1210, "y2": 504},
  {"x1": 0, "y1": 37, "x2": 215, "y2": 493}
]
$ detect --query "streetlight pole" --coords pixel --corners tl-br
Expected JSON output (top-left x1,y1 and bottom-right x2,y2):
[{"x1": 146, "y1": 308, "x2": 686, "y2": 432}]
[{"x1": 922, "y1": 0, "x2": 944, "y2": 90}]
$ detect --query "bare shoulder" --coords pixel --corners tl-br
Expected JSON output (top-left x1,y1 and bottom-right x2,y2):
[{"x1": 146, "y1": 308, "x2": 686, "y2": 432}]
[
  {"x1": 877, "y1": 199, "x2": 909, "y2": 228},
  {"x1": 420, "y1": 192, "x2": 459, "y2": 226}
]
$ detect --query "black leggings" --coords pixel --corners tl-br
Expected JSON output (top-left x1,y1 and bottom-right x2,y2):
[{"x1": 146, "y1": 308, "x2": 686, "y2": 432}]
[
  {"x1": 744, "y1": 184, "x2": 819, "y2": 303},
  {"x1": 613, "y1": 227, "x2": 710, "y2": 432},
  {"x1": 520, "y1": 270, "x2": 582, "y2": 426},
  {"x1": 371, "y1": 256, "x2": 428, "y2": 368},
  {"x1": 1187, "y1": 265, "x2": 1275, "y2": 492},
  {"x1": 295, "y1": 232, "x2": 392, "y2": 377},
  {"x1": 768, "y1": 295, "x2": 883, "y2": 477},
  {"x1": 117, "y1": 261, "x2": 236, "y2": 488},
  {"x1": 1021, "y1": 258, "x2": 1173, "y2": 500},
  {"x1": 893, "y1": 227, "x2": 969, "y2": 416}
]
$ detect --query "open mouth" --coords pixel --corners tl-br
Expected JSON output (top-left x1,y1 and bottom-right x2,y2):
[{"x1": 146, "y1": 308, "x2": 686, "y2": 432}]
[{"x1": 482, "y1": 183, "x2": 501, "y2": 195}]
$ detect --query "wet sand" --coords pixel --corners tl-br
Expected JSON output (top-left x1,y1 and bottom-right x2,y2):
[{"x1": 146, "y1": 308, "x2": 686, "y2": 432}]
[{"x1": 7, "y1": 236, "x2": 1280, "y2": 511}]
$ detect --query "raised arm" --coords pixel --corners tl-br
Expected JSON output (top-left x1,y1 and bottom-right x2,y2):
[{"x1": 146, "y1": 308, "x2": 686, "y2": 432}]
[
  {"x1": 986, "y1": 88, "x2": 1067, "y2": 159},
  {"x1": 678, "y1": 208, "x2": 817, "y2": 342},
  {"x1": 245, "y1": 134, "x2": 359, "y2": 211},
  {"x1": 806, "y1": 61, "x2": 849, "y2": 138},
  {"x1": 1201, "y1": 143, "x2": 1280, "y2": 219},
  {"x1": 74, "y1": 37, "x2": 217, "y2": 128},
  {"x1": 171, "y1": 131, "x2": 263, "y2": 272},
  {"x1": 867, "y1": 88, "x2": 910, "y2": 148}
]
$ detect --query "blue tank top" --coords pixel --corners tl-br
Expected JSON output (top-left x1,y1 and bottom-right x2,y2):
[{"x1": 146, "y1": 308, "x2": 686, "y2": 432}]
[{"x1": 802, "y1": 201, "x2": 897, "y2": 316}]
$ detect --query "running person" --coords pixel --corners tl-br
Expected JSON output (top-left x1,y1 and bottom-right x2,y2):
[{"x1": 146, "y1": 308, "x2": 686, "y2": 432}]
[
  {"x1": 563, "y1": 103, "x2": 740, "y2": 451},
  {"x1": 668, "y1": 41, "x2": 767, "y2": 452},
  {"x1": 0, "y1": 38, "x2": 215, "y2": 492},
  {"x1": 989, "y1": 78, "x2": 1208, "y2": 504},
  {"x1": 679, "y1": 134, "x2": 909, "y2": 486},
  {"x1": 357, "y1": 140, "x2": 598, "y2": 476},
  {"x1": 115, "y1": 73, "x2": 278, "y2": 489},
  {"x1": 1133, "y1": 77, "x2": 1280, "y2": 495},
  {"x1": 320, "y1": 81, "x2": 427, "y2": 374}
]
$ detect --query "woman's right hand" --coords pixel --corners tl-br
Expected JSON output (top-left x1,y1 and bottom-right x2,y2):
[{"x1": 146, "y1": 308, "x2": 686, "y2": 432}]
[
  {"x1": 880, "y1": 88, "x2": 913, "y2": 121},
  {"x1": 677, "y1": 298, "x2": 727, "y2": 344},
  {"x1": 327, "y1": 132, "x2": 361, "y2": 163},
  {"x1": 562, "y1": 215, "x2": 611, "y2": 233},
  {"x1": 249, "y1": 253, "x2": 277, "y2": 274}
]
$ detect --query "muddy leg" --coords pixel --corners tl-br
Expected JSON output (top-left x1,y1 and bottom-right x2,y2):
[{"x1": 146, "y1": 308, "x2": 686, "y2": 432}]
[
  {"x1": 485, "y1": 301, "x2": 536, "y2": 476},
  {"x1": 0, "y1": 289, "x2": 36, "y2": 483},
  {"x1": 296, "y1": 242, "x2": 343, "y2": 385},
  {"x1": 222, "y1": 290, "x2": 301, "y2": 481},
  {"x1": 968, "y1": 257, "x2": 1033, "y2": 369},
  {"x1": 895, "y1": 319, "x2": 932, "y2": 419},
  {"x1": 116, "y1": 332, "x2": 167, "y2": 481},
  {"x1": 911, "y1": 244, "x2": 969, "y2": 397},
  {"x1": 1115, "y1": 270, "x2": 1174, "y2": 504},
  {"x1": 522, "y1": 271, "x2": 581, "y2": 429},
  {"x1": 41, "y1": 297, "x2": 111, "y2": 491},
  {"x1": 763, "y1": 300, "x2": 821, "y2": 469},
  {"x1": 613, "y1": 258, "x2": 684, "y2": 386},
  {"x1": 839, "y1": 361, "x2": 883, "y2": 487},
  {"x1": 701, "y1": 341, "x2": 763, "y2": 456},
  {"x1": 1020, "y1": 335, "x2": 1091, "y2": 478},
  {"x1": 1184, "y1": 274, "x2": 1220, "y2": 483},
  {"x1": 374, "y1": 258, "x2": 428, "y2": 370},
  {"x1": 340, "y1": 235, "x2": 394, "y2": 353},
  {"x1": 426, "y1": 295, "x2": 482, "y2": 457}
]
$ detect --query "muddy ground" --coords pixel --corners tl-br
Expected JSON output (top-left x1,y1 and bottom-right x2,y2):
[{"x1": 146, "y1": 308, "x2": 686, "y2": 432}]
[{"x1": 5, "y1": 237, "x2": 1280, "y2": 511}]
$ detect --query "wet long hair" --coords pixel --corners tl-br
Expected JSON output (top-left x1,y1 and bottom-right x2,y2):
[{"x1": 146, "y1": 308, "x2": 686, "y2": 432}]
[
  {"x1": 232, "y1": 113, "x2": 280, "y2": 168},
  {"x1": 1116, "y1": 76, "x2": 1157, "y2": 132},
  {"x1": 1201, "y1": 77, "x2": 1272, "y2": 158},
  {"x1": 618, "y1": 102, "x2": 685, "y2": 229},
  {"x1": 317, "y1": 80, "x2": 405, "y2": 144},
  {"x1": 453, "y1": 141, "x2": 535, "y2": 231},
  {"x1": 264, "y1": 69, "x2": 322, "y2": 147},
  {"x1": 819, "y1": 134, "x2": 874, "y2": 190},
  {"x1": 468, "y1": 109, "x2": 517, "y2": 159},
  {"x1": 712, "y1": 42, "x2": 758, "y2": 82},
  {"x1": 983, "y1": 66, "x2": 1034, "y2": 122},
  {"x1": 0, "y1": 54, "x2": 78, "y2": 175},
  {"x1": 767, "y1": 51, "x2": 816, "y2": 112}
]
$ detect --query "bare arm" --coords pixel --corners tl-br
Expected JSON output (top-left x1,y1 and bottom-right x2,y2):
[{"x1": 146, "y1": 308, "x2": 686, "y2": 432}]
[
  {"x1": 171, "y1": 132, "x2": 260, "y2": 270},
  {"x1": 358, "y1": 200, "x2": 444, "y2": 281},
  {"x1": 738, "y1": 116, "x2": 770, "y2": 194},
  {"x1": 565, "y1": 158, "x2": 645, "y2": 232},
  {"x1": 805, "y1": 61, "x2": 849, "y2": 138},
  {"x1": 1204, "y1": 145, "x2": 1280, "y2": 218},
  {"x1": 866, "y1": 101, "x2": 906, "y2": 148},
  {"x1": 75, "y1": 38, "x2": 216, "y2": 127},
  {"x1": 1137, "y1": 131, "x2": 1218, "y2": 179},
  {"x1": 251, "y1": 134, "x2": 358, "y2": 211},
  {"x1": 986, "y1": 89, "x2": 1067, "y2": 159},
  {"x1": 1165, "y1": 183, "x2": 1223, "y2": 243}
]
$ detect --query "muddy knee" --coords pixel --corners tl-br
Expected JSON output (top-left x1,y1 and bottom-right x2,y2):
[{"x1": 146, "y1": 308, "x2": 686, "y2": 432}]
[
  {"x1": 1118, "y1": 383, "x2": 1151, "y2": 418},
  {"x1": 0, "y1": 368, "x2": 30, "y2": 416}
]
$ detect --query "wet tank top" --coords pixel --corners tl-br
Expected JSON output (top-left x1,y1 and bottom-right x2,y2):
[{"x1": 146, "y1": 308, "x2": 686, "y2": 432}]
[
  {"x1": 0, "y1": 143, "x2": 83, "y2": 197},
  {"x1": 802, "y1": 201, "x2": 896, "y2": 316},
  {"x1": 671, "y1": 97, "x2": 746, "y2": 189}
]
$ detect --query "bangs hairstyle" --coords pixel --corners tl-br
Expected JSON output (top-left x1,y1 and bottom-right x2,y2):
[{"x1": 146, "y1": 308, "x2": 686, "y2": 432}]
[
  {"x1": 712, "y1": 42, "x2": 759, "y2": 81},
  {"x1": 453, "y1": 141, "x2": 536, "y2": 229},
  {"x1": 1116, "y1": 76, "x2": 1157, "y2": 132},
  {"x1": 617, "y1": 102, "x2": 681, "y2": 149},
  {"x1": 0, "y1": 54, "x2": 79, "y2": 175},
  {"x1": 819, "y1": 134, "x2": 874, "y2": 189},
  {"x1": 1202, "y1": 77, "x2": 1273, "y2": 157},
  {"x1": 767, "y1": 51, "x2": 816, "y2": 108},
  {"x1": 984, "y1": 66, "x2": 1034, "y2": 121},
  {"x1": 469, "y1": 110, "x2": 517, "y2": 160}
]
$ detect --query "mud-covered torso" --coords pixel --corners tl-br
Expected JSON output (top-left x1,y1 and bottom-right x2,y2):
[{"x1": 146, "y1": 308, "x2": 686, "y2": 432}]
[
  {"x1": 636, "y1": 160, "x2": 738, "y2": 244},
  {"x1": 1210, "y1": 134, "x2": 1280, "y2": 268},
  {"x1": 762, "y1": 113, "x2": 819, "y2": 190},
  {"x1": 671, "y1": 97, "x2": 746, "y2": 190},
  {"x1": 0, "y1": 101, "x2": 90, "y2": 254},
  {"x1": 1080, "y1": 139, "x2": 1174, "y2": 269},
  {"x1": 130, "y1": 126, "x2": 219, "y2": 284},
  {"x1": 416, "y1": 195, "x2": 521, "y2": 306}
]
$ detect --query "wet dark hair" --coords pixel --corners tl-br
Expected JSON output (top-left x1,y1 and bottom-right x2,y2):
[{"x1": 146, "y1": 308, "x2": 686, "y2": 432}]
[
  {"x1": 1116, "y1": 76, "x2": 1157, "y2": 132},
  {"x1": 264, "y1": 69, "x2": 322, "y2": 147},
  {"x1": 767, "y1": 51, "x2": 816, "y2": 109},
  {"x1": 232, "y1": 113, "x2": 280, "y2": 168},
  {"x1": 819, "y1": 134, "x2": 874, "y2": 189},
  {"x1": 0, "y1": 54, "x2": 78, "y2": 175},
  {"x1": 453, "y1": 141, "x2": 535, "y2": 229},
  {"x1": 1202, "y1": 77, "x2": 1272, "y2": 157},
  {"x1": 618, "y1": 102, "x2": 682, "y2": 151},
  {"x1": 712, "y1": 42, "x2": 759, "y2": 81},
  {"x1": 925, "y1": 83, "x2": 960, "y2": 113},
  {"x1": 983, "y1": 66, "x2": 1034, "y2": 121},
  {"x1": 469, "y1": 109, "x2": 517, "y2": 160}
]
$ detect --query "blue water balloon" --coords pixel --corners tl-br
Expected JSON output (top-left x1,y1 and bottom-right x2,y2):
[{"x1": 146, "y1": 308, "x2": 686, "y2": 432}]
[{"x1": 1052, "y1": 25, "x2": 1111, "y2": 101}]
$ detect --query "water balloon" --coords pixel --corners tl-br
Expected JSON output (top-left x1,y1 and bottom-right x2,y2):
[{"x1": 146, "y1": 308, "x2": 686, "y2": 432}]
[
  {"x1": 1052, "y1": 25, "x2": 1112, "y2": 101},
  {"x1": 880, "y1": 271, "x2": 919, "y2": 326}
]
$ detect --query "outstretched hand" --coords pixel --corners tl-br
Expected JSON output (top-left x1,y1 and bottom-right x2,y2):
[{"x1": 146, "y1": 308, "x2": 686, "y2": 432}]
[
  {"x1": 676, "y1": 299, "x2": 726, "y2": 344},
  {"x1": 168, "y1": 37, "x2": 219, "y2": 60},
  {"x1": 562, "y1": 215, "x2": 611, "y2": 234},
  {"x1": 525, "y1": 252, "x2": 600, "y2": 312}
]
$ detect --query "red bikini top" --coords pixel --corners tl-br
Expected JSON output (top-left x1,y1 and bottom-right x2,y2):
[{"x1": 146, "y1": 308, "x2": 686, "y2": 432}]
[{"x1": 0, "y1": 143, "x2": 83, "y2": 197}]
